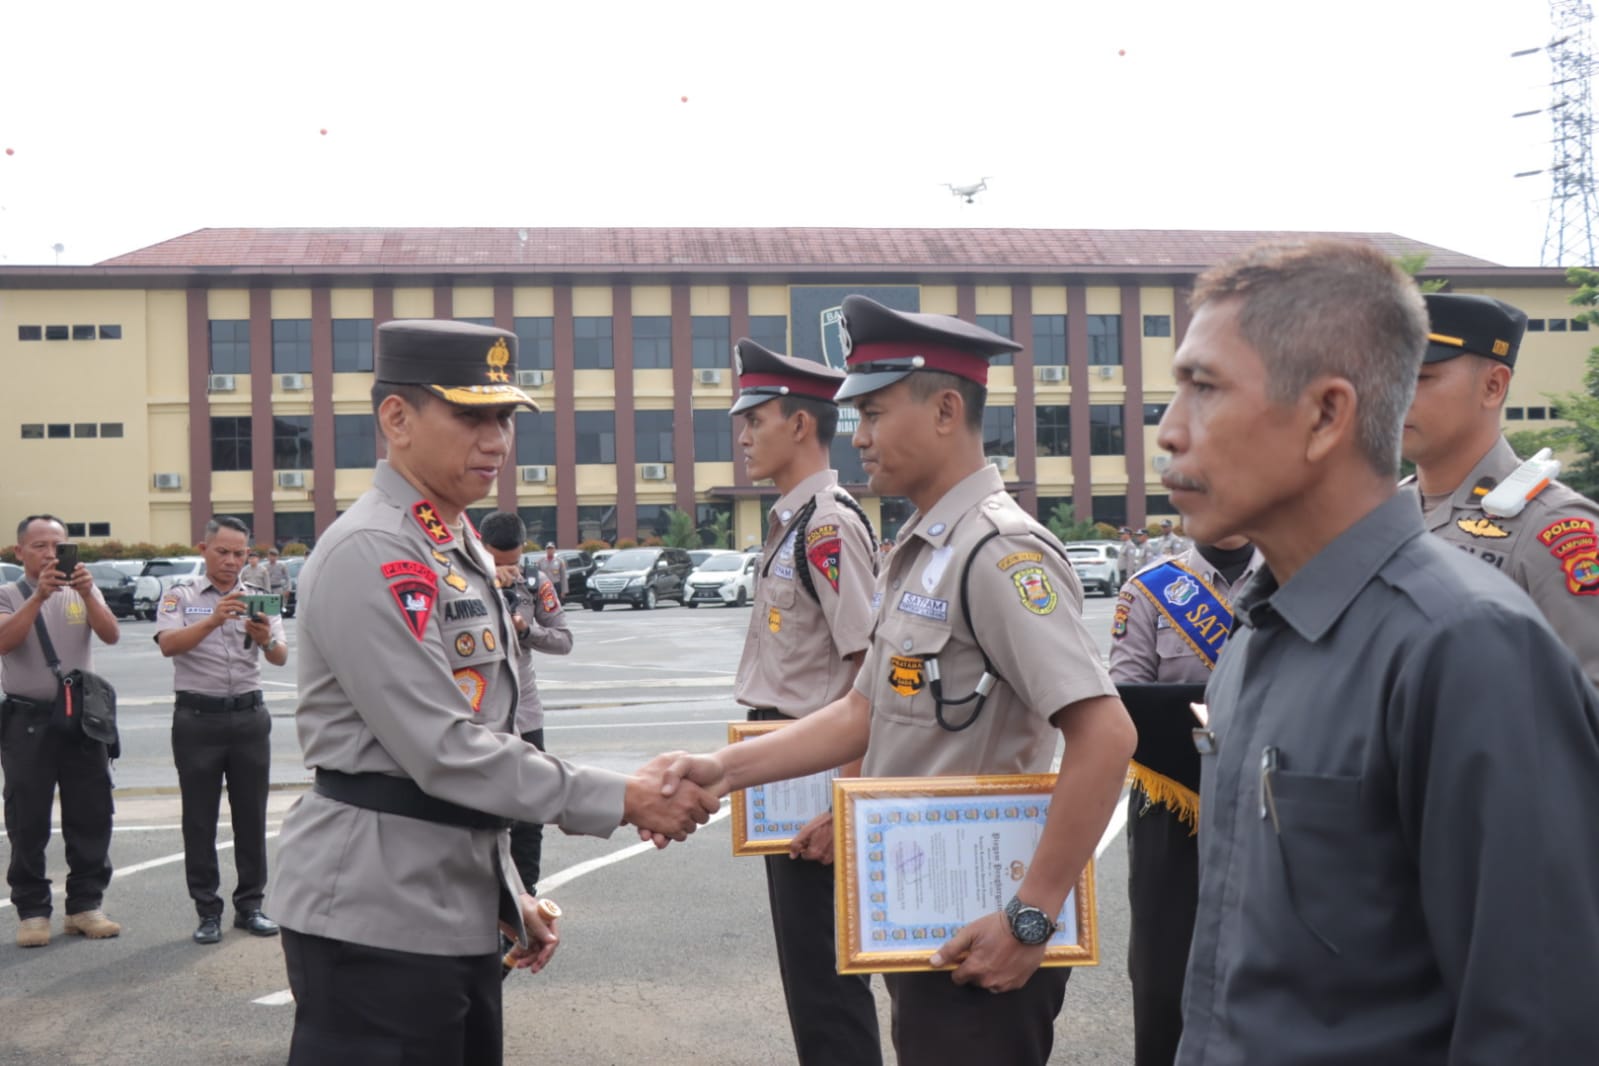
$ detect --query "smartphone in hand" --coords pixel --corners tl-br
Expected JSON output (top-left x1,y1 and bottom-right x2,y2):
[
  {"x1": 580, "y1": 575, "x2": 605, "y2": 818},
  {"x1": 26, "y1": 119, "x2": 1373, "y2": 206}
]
[{"x1": 55, "y1": 543, "x2": 79, "y2": 578}]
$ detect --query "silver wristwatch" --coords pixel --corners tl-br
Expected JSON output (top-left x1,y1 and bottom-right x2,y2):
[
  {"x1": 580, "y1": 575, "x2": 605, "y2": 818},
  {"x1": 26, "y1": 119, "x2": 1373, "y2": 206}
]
[{"x1": 1003, "y1": 895, "x2": 1060, "y2": 946}]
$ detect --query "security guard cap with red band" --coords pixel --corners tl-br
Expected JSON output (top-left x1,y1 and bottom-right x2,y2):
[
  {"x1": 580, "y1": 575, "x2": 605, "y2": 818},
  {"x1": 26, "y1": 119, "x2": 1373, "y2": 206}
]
[
  {"x1": 832, "y1": 294, "x2": 1024, "y2": 403},
  {"x1": 1422, "y1": 292, "x2": 1528, "y2": 368},
  {"x1": 729, "y1": 337, "x2": 846, "y2": 416},
  {"x1": 377, "y1": 319, "x2": 540, "y2": 412}
]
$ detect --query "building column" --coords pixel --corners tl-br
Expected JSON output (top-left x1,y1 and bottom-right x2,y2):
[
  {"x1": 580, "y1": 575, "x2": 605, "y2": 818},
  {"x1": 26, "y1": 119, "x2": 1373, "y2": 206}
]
[
  {"x1": 554, "y1": 285, "x2": 577, "y2": 546},
  {"x1": 1067, "y1": 282, "x2": 1091, "y2": 521},
  {"x1": 1120, "y1": 285, "x2": 1145, "y2": 530},
  {"x1": 433, "y1": 282, "x2": 453, "y2": 320},
  {"x1": 613, "y1": 283, "x2": 638, "y2": 541},
  {"x1": 956, "y1": 282, "x2": 976, "y2": 323},
  {"x1": 186, "y1": 288, "x2": 213, "y2": 543},
  {"x1": 1011, "y1": 282, "x2": 1038, "y2": 516},
  {"x1": 670, "y1": 283, "x2": 695, "y2": 516},
  {"x1": 311, "y1": 286, "x2": 336, "y2": 536},
  {"x1": 374, "y1": 285, "x2": 394, "y2": 462},
  {"x1": 494, "y1": 282, "x2": 517, "y2": 512},
  {"x1": 249, "y1": 288, "x2": 275, "y2": 546},
  {"x1": 730, "y1": 283, "x2": 750, "y2": 491}
]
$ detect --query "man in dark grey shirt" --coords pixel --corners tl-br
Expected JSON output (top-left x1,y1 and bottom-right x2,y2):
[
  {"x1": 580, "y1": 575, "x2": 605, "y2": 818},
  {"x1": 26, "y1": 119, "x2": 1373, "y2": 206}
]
[{"x1": 1157, "y1": 239, "x2": 1599, "y2": 1065}]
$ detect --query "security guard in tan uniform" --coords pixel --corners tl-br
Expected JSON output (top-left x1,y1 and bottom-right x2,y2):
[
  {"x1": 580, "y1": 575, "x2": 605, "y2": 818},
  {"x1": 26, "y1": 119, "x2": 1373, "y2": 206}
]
[
  {"x1": 730, "y1": 337, "x2": 881, "y2": 1066},
  {"x1": 1109, "y1": 537, "x2": 1261, "y2": 1066},
  {"x1": 662, "y1": 297, "x2": 1136, "y2": 1066},
  {"x1": 1403, "y1": 292, "x2": 1599, "y2": 684},
  {"x1": 156, "y1": 514, "x2": 287, "y2": 945},
  {"x1": 266, "y1": 320, "x2": 717, "y2": 1066}
]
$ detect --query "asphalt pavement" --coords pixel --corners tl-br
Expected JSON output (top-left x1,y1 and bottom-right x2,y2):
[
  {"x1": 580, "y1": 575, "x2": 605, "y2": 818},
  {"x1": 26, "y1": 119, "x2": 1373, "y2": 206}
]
[{"x1": 0, "y1": 592, "x2": 1135, "y2": 1066}]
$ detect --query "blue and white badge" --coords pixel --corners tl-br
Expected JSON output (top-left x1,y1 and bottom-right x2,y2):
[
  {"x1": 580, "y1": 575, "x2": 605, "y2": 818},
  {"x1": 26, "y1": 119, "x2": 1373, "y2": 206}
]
[
  {"x1": 184, "y1": 607, "x2": 214, "y2": 616},
  {"x1": 897, "y1": 592, "x2": 949, "y2": 623},
  {"x1": 870, "y1": 591, "x2": 884, "y2": 611}
]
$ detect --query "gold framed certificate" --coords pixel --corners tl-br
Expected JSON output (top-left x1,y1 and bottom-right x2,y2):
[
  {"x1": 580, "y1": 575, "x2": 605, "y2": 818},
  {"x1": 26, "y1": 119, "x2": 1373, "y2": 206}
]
[
  {"x1": 727, "y1": 721, "x2": 841, "y2": 857},
  {"x1": 833, "y1": 774, "x2": 1099, "y2": 975}
]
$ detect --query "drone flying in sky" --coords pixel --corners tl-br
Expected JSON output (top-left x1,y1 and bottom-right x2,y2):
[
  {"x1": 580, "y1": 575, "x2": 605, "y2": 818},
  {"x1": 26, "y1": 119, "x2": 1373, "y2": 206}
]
[{"x1": 944, "y1": 177, "x2": 991, "y2": 204}]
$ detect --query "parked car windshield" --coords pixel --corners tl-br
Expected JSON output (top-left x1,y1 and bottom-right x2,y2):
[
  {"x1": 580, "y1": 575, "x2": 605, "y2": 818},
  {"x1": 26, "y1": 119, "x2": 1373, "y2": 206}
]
[
  {"x1": 599, "y1": 550, "x2": 659, "y2": 571},
  {"x1": 698, "y1": 555, "x2": 744, "y2": 572},
  {"x1": 1066, "y1": 547, "x2": 1105, "y2": 560},
  {"x1": 87, "y1": 563, "x2": 129, "y2": 582},
  {"x1": 142, "y1": 559, "x2": 201, "y2": 577}
]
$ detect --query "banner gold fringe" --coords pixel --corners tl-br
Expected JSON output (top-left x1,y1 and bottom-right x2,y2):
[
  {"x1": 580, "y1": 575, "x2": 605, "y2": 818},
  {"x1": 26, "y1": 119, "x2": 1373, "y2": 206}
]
[{"x1": 1126, "y1": 762, "x2": 1200, "y2": 834}]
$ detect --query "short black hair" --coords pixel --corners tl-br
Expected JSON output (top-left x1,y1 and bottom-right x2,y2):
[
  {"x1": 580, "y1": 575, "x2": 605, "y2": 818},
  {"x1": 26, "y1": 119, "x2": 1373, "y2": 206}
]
[
  {"x1": 206, "y1": 515, "x2": 252, "y2": 540},
  {"x1": 479, "y1": 511, "x2": 527, "y2": 552},
  {"x1": 906, "y1": 370, "x2": 986, "y2": 430},
  {"x1": 16, "y1": 514, "x2": 65, "y2": 540},
  {"x1": 371, "y1": 382, "x2": 435, "y2": 415},
  {"x1": 776, "y1": 395, "x2": 840, "y2": 447}
]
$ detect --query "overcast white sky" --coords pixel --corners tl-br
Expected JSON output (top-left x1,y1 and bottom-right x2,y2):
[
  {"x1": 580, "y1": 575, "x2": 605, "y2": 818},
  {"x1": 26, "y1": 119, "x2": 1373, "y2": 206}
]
[{"x1": 0, "y1": 0, "x2": 1575, "y2": 267}]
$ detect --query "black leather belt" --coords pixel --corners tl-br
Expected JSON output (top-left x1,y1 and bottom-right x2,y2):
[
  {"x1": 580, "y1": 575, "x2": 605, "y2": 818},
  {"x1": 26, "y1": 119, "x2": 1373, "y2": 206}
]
[
  {"x1": 746, "y1": 707, "x2": 794, "y2": 722},
  {"x1": 176, "y1": 690, "x2": 264, "y2": 713},
  {"x1": 1, "y1": 695, "x2": 49, "y2": 714},
  {"x1": 313, "y1": 768, "x2": 512, "y2": 831}
]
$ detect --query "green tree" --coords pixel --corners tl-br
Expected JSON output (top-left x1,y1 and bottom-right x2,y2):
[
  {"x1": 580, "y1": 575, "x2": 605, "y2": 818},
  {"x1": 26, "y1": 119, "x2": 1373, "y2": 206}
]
[
  {"x1": 1504, "y1": 267, "x2": 1599, "y2": 499},
  {"x1": 1394, "y1": 253, "x2": 1449, "y2": 294},
  {"x1": 659, "y1": 509, "x2": 700, "y2": 549},
  {"x1": 700, "y1": 510, "x2": 732, "y2": 549},
  {"x1": 1044, "y1": 501, "x2": 1102, "y2": 543}
]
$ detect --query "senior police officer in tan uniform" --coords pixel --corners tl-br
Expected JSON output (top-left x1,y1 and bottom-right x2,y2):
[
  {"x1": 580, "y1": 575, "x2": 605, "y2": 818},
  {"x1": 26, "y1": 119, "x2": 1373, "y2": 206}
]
[
  {"x1": 156, "y1": 514, "x2": 287, "y2": 945},
  {"x1": 729, "y1": 337, "x2": 882, "y2": 1066},
  {"x1": 1110, "y1": 536, "x2": 1261, "y2": 1066},
  {"x1": 266, "y1": 320, "x2": 717, "y2": 1066},
  {"x1": 661, "y1": 296, "x2": 1136, "y2": 1066},
  {"x1": 1403, "y1": 292, "x2": 1599, "y2": 684}
]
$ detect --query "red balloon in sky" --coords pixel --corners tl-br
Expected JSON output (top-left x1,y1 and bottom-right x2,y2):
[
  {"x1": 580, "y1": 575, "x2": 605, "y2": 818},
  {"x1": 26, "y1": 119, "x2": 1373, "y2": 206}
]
[
  {"x1": 4, "y1": 148, "x2": 12, "y2": 156},
  {"x1": 319, "y1": 128, "x2": 328, "y2": 135},
  {"x1": 1118, "y1": 49, "x2": 1126, "y2": 56},
  {"x1": 680, "y1": 96, "x2": 688, "y2": 103}
]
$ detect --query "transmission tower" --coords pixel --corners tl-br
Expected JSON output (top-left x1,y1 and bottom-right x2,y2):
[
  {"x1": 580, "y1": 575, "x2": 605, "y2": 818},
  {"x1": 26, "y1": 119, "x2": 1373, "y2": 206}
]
[{"x1": 1517, "y1": 1, "x2": 1599, "y2": 265}]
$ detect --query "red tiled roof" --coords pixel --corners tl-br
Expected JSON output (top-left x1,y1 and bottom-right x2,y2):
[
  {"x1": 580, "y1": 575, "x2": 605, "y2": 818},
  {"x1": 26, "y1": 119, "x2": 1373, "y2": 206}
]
[{"x1": 94, "y1": 227, "x2": 1501, "y2": 272}]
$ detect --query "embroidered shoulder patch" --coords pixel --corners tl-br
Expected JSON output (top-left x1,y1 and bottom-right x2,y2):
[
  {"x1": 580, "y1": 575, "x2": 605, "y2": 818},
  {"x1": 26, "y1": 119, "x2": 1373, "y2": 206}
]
[
  {"x1": 382, "y1": 562, "x2": 439, "y2": 641},
  {"x1": 1112, "y1": 601, "x2": 1130, "y2": 638},
  {"x1": 1012, "y1": 566, "x2": 1058, "y2": 615},
  {"x1": 453, "y1": 668, "x2": 486, "y2": 713},
  {"x1": 159, "y1": 594, "x2": 179, "y2": 615},
  {"x1": 996, "y1": 551, "x2": 1044, "y2": 571},
  {"x1": 1539, "y1": 517, "x2": 1599, "y2": 596},
  {"x1": 540, "y1": 581, "x2": 561, "y2": 614},
  {"x1": 806, "y1": 534, "x2": 842, "y2": 593},
  {"x1": 381, "y1": 559, "x2": 435, "y2": 581},
  {"x1": 412, "y1": 501, "x2": 453, "y2": 546}
]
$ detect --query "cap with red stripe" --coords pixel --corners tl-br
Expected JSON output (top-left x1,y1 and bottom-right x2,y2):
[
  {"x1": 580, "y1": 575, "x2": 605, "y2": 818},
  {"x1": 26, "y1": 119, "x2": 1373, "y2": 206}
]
[
  {"x1": 833, "y1": 295, "x2": 1023, "y2": 402},
  {"x1": 730, "y1": 338, "x2": 845, "y2": 416}
]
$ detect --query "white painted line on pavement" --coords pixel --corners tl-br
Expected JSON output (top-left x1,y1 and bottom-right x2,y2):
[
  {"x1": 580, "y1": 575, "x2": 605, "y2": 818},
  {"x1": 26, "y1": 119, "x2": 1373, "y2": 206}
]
[
  {"x1": 1095, "y1": 792, "x2": 1130, "y2": 859},
  {"x1": 545, "y1": 718, "x2": 733, "y2": 732},
  {"x1": 253, "y1": 990, "x2": 296, "y2": 1006},
  {"x1": 0, "y1": 830, "x2": 281, "y2": 910}
]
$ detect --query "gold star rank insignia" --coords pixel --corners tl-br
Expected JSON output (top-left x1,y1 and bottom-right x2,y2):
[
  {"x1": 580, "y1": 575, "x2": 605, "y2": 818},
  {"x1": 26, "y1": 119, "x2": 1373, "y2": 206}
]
[
  {"x1": 485, "y1": 337, "x2": 511, "y2": 383},
  {"x1": 412, "y1": 501, "x2": 453, "y2": 545}
]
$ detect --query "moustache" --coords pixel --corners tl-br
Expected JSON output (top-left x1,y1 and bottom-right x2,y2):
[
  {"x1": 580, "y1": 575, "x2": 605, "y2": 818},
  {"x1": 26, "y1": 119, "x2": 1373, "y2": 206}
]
[{"x1": 1161, "y1": 472, "x2": 1204, "y2": 492}]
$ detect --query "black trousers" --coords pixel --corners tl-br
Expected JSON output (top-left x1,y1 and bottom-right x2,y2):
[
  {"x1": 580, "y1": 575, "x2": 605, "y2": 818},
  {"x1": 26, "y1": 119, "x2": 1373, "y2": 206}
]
[
  {"x1": 1126, "y1": 788, "x2": 1200, "y2": 1066},
  {"x1": 171, "y1": 701, "x2": 271, "y2": 917},
  {"x1": 764, "y1": 852, "x2": 882, "y2": 1066},
  {"x1": 507, "y1": 727, "x2": 544, "y2": 893},
  {"x1": 282, "y1": 928, "x2": 502, "y2": 1066},
  {"x1": 0, "y1": 702, "x2": 113, "y2": 918},
  {"x1": 885, "y1": 965, "x2": 1070, "y2": 1066}
]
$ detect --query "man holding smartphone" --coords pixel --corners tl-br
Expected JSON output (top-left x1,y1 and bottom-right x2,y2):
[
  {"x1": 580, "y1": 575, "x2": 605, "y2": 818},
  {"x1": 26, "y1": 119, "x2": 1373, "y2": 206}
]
[
  {"x1": 0, "y1": 515, "x2": 122, "y2": 948},
  {"x1": 155, "y1": 515, "x2": 287, "y2": 945}
]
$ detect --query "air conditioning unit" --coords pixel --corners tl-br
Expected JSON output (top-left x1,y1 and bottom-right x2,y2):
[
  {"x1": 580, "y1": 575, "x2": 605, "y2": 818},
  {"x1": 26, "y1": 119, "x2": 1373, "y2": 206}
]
[
  {"x1": 1097, "y1": 365, "x2": 1116, "y2": 379},
  {"x1": 696, "y1": 368, "x2": 723, "y2": 385},
  {"x1": 277, "y1": 471, "x2": 307, "y2": 489},
  {"x1": 280, "y1": 373, "x2": 307, "y2": 391},
  {"x1": 152, "y1": 472, "x2": 182, "y2": 490},
  {"x1": 1036, "y1": 365, "x2": 1065, "y2": 383},
  {"x1": 988, "y1": 455, "x2": 1014, "y2": 472},
  {"x1": 515, "y1": 369, "x2": 546, "y2": 388},
  {"x1": 1152, "y1": 455, "x2": 1173, "y2": 474},
  {"x1": 518, "y1": 465, "x2": 549, "y2": 483},
  {"x1": 207, "y1": 373, "x2": 237, "y2": 392},
  {"x1": 640, "y1": 463, "x2": 669, "y2": 481}
]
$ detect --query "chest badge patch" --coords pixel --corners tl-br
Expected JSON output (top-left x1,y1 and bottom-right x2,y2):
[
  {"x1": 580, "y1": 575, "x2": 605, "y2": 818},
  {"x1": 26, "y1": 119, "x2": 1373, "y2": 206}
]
[
  {"x1": 806, "y1": 524, "x2": 843, "y2": 593},
  {"x1": 453, "y1": 668, "x2": 486, "y2": 713},
  {"x1": 897, "y1": 592, "x2": 949, "y2": 623},
  {"x1": 482, "y1": 627, "x2": 498, "y2": 653},
  {"x1": 1457, "y1": 516, "x2": 1510, "y2": 539},
  {"x1": 768, "y1": 607, "x2": 782, "y2": 633},
  {"x1": 1012, "y1": 566, "x2": 1058, "y2": 616},
  {"x1": 65, "y1": 599, "x2": 87, "y2": 624},
  {"x1": 412, "y1": 501, "x2": 453, "y2": 546},
  {"x1": 888, "y1": 655, "x2": 926, "y2": 697},
  {"x1": 454, "y1": 632, "x2": 476, "y2": 657},
  {"x1": 1163, "y1": 575, "x2": 1199, "y2": 608}
]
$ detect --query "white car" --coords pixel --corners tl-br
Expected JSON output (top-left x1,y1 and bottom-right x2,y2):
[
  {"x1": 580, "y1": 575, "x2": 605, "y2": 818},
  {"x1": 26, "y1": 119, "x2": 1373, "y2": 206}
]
[
  {"x1": 684, "y1": 552, "x2": 759, "y2": 608},
  {"x1": 132, "y1": 556, "x2": 207, "y2": 620}
]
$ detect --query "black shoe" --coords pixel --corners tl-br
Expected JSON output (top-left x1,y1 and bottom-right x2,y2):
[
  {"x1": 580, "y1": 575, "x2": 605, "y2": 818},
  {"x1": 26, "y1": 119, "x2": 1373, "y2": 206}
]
[
  {"x1": 233, "y1": 910, "x2": 280, "y2": 937},
  {"x1": 193, "y1": 916, "x2": 222, "y2": 945}
]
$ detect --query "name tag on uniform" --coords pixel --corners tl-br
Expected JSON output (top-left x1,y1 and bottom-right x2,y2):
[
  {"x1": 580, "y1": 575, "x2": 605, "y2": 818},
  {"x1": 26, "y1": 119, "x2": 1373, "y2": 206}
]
[
  {"x1": 870, "y1": 591, "x2": 883, "y2": 611},
  {"x1": 185, "y1": 607, "x2": 214, "y2": 616},
  {"x1": 897, "y1": 592, "x2": 949, "y2": 623}
]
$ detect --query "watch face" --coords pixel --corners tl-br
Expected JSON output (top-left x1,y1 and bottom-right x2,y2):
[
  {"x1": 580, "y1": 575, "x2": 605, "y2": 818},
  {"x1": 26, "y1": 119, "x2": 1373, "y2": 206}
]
[{"x1": 1013, "y1": 908, "x2": 1054, "y2": 945}]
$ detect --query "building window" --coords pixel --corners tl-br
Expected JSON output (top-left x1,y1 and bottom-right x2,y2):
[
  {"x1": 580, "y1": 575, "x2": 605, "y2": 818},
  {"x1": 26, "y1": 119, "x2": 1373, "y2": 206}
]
[
  {"x1": 65, "y1": 523, "x2": 86, "y2": 538},
  {"x1": 274, "y1": 415, "x2": 314, "y2": 469},
  {"x1": 1551, "y1": 406, "x2": 1563, "y2": 419},
  {"x1": 88, "y1": 522, "x2": 110, "y2": 537},
  {"x1": 1144, "y1": 403, "x2": 1167, "y2": 426},
  {"x1": 1036, "y1": 405, "x2": 1071, "y2": 456},
  {"x1": 1527, "y1": 319, "x2": 1546, "y2": 332},
  {"x1": 17, "y1": 325, "x2": 41, "y2": 341},
  {"x1": 1574, "y1": 318, "x2": 1590, "y2": 331},
  {"x1": 456, "y1": 317, "x2": 494, "y2": 327},
  {"x1": 274, "y1": 512, "x2": 316, "y2": 547},
  {"x1": 879, "y1": 496, "x2": 916, "y2": 542},
  {"x1": 831, "y1": 436, "x2": 866, "y2": 484},
  {"x1": 273, "y1": 319, "x2": 313, "y2": 373},
  {"x1": 1550, "y1": 319, "x2": 1568, "y2": 332},
  {"x1": 977, "y1": 314, "x2": 1014, "y2": 366},
  {"x1": 692, "y1": 409, "x2": 733, "y2": 462},
  {"x1": 98, "y1": 325, "x2": 121, "y2": 340},
  {"x1": 101, "y1": 422, "x2": 123, "y2": 438},
  {"x1": 514, "y1": 317, "x2": 554, "y2": 371},
  {"x1": 1527, "y1": 406, "x2": 1548, "y2": 420},
  {"x1": 573, "y1": 317, "x2": 613, "y2": 370},
  {"x1": 632, "y1": 316, "x2": 673, "y2": 369},
  {"x1": 332, "y1": 318, "x2": 374, "y2": 372},
  {"x1": 747, "y1": 315, "x2": 788, "y2": 355},
  {"x1": 1089, "y1": 405, "x2": 1124, "y2": 455},
  {"x1": 1143, "y1": 315, "x2": 1172, "y2": 338},
  {"x1": 575, "y1": 411, "x2": 616, "y2": 463},
  {"x1": 578, "y1": 504, "x2": 617, "y2": 544},
  {"x1": 517, "y1": 507, "x2": 559, "y2": 547},
  {"x1": 209, "y1": 320, "x2": 251, "y2": 374},
  {"x1": 47, "y1": 423, "x2": 69, "y2": 439},
  {"x1": 211, "y1": 416, "x2": 252, "y2": 470},
  {"x1": 692, "y1": 316, "x2": 730, "y2": 369},
  {"x1": 1033, "y1": 315, "x2": 1066, "y2": 365},
  {"x1": 334, "y1": 413, "x2": 377, "y2": 469},
  {"x1": 1505, "y1": 407, "x2": 1525, "y2": 420},
  {"x1": 72, "y1": 324, "x2": 96, "y2": 341},
  {"x1": 697, "y1": 502, "x2": 733, "y2": 548},
  {"x1": 982, "y1": 405, "x2": 1016, "y2": 457},
  {"x1": 515, "y1": 411, "x2": 556, "y2": 466},
  {"x1": 20, "y1": 424, "x2": 43, "y2": 439},
  {"x1": 1092, "y1": 494, "x2": 1128, "y2": 527},
  {"x1": 1088, "y1": 315, "x2": 1122, "y2": 366},
  {"x1": 45, "y1": 325, "x2": 68, "y2": 341},
  {"x1": 634, "y1": 505, "x2": 675, "y2": 541},
  {"x1": 635, "y1": 410, "x2": 675, "y2": 462},
  {"x1": 74, "y1": 423, "x2": 98, "y2": 438},
  {"x1": 1146, "y1": 493, "x2": 1174, "y2": 516}
]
